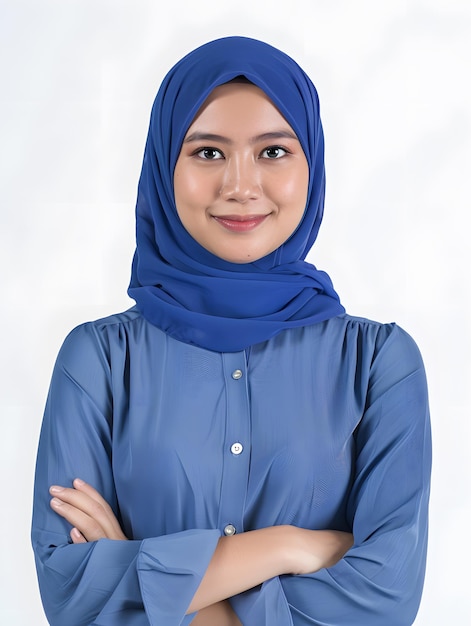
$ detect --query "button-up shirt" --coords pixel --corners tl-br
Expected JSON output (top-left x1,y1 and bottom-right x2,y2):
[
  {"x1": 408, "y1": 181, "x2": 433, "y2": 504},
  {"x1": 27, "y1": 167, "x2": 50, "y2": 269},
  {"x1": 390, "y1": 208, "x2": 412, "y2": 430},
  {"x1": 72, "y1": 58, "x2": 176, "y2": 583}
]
[{"x1": 32, "y1": 307, "x2": 431, "y2": 625}]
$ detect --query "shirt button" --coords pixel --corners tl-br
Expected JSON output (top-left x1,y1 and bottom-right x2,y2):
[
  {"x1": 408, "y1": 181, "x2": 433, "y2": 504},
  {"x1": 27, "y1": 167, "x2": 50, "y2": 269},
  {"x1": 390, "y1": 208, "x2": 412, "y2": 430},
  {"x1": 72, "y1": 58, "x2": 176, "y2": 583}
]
[
  {"x1": 231, "y1": 369, "x2": 243, "y2": 380},
  {"x1": 230, "y1": 442, "x2": 243, "y2": 455},
  {"x1": 224, "y1": 524, "x2": 236, "y2": 536}
]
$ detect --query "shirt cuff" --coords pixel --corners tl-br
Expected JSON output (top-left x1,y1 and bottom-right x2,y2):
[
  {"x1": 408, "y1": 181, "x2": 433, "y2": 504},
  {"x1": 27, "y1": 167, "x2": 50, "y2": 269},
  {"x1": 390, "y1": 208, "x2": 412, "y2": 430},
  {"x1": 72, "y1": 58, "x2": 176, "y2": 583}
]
[{"x1": 137, "y1": 529, "x2": 220, "y2": 625}]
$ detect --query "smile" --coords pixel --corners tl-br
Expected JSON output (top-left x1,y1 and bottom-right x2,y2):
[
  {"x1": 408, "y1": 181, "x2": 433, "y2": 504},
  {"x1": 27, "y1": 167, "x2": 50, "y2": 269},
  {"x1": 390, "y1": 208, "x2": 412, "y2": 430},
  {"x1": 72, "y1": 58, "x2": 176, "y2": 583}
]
[{"x1": 212, "y1": 214, "x2": 269, "y2": 233}]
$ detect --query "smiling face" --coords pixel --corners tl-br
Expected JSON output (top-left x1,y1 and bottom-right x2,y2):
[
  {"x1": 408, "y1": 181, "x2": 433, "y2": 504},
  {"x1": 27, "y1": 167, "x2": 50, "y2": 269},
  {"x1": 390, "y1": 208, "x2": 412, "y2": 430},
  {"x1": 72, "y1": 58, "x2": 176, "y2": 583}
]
[{"x1": 173, "y1": 82, "x2": 309, "y2": 264}]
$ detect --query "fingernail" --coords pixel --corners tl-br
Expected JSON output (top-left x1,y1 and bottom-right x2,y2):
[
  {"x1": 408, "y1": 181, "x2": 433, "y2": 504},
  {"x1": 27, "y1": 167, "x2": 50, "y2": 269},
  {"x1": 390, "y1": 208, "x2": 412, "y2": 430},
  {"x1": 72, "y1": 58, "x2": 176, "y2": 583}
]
[
  {"x1": 49, "y1": 486, "x2": 63, "y2": 494},
  {"x1": 74, "y1": 478, "x2": 85, "y2": 486},
  {"x1": 50, "y1": 497, "x2": 63, "y2": 507}
]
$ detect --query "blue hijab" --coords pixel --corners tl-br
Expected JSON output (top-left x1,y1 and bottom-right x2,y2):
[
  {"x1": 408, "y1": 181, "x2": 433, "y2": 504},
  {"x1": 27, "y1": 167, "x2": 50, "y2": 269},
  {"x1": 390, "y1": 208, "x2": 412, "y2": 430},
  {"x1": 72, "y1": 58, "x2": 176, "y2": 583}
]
[{"x1": 128, "y1": 36, "x2": 344, "y2": 352}]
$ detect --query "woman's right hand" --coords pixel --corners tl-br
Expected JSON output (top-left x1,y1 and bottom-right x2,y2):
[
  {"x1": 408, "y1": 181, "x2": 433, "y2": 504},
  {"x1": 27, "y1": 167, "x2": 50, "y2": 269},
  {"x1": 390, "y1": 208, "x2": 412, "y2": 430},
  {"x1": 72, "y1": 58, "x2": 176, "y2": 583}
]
[{"x1": 284, "y1": 528, "x2": 354, "y2": 575}]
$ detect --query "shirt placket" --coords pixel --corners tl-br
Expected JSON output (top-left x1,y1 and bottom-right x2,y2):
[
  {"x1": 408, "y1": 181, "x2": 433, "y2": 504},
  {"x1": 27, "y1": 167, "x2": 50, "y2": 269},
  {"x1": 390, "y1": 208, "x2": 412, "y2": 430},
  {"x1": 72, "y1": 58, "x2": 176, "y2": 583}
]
[{"x1": 217, "y1": 351, "x2": 251, "y2": 537}]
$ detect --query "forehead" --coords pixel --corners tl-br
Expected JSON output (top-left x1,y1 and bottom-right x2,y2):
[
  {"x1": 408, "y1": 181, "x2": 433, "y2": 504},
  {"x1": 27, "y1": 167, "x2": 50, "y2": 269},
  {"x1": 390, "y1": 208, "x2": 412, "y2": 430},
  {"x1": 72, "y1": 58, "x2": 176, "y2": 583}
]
[{"x1": 187, "y1": 82, "x2": 293, "y2": 132}]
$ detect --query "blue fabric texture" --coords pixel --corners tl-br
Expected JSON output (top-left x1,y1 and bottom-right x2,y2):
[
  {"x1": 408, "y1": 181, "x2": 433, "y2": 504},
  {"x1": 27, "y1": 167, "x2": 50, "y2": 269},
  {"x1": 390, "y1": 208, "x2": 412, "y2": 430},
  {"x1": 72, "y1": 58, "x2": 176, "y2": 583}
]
[
  {"x1": 32, "y1": 308, "x2": 431, "y2": 625},
  {"x1": 128, "y1": 36, "x2": 344, "y2": 352}
]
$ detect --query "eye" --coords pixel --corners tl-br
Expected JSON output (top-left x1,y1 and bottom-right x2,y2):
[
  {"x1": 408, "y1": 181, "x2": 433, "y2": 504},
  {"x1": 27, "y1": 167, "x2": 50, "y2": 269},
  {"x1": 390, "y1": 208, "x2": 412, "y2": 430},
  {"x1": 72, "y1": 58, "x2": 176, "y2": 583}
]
[
  {"x1": 195, "y1": 147, "x2": 224, "y2": 160},
  {"x1": 260, "y1": 146, "x2": 288, "y2": 159}
]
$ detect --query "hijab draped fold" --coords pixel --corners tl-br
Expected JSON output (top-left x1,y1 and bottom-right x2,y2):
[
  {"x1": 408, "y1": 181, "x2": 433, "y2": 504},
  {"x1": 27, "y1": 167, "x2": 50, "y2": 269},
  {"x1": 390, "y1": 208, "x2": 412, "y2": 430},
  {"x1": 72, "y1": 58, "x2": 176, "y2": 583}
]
[{"x1": 128, "y1": 36, "x2": 344, "y2": 352}]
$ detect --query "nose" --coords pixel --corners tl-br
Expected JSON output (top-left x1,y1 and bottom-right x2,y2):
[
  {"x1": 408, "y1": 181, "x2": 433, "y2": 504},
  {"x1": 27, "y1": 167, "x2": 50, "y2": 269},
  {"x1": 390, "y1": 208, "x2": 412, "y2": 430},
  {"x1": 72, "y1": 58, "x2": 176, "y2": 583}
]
[{"x1": 219, "y1": 154, "x2": 262, "y2": 202}]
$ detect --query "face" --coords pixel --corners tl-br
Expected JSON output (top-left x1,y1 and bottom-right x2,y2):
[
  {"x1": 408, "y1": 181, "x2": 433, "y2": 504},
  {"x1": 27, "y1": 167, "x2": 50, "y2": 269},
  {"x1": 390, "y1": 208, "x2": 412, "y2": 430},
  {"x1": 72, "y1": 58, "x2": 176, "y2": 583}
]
[{"x1": 173, "y1": 82, "x2": 309, "y2": 264}]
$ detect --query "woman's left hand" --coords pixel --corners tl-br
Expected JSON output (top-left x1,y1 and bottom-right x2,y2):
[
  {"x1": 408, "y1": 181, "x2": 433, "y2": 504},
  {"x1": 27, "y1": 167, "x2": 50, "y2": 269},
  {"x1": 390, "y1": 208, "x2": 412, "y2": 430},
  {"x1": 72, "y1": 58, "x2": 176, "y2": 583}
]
[{"x1": 49, "y1": 478, "x2": 128, "y2": 543}]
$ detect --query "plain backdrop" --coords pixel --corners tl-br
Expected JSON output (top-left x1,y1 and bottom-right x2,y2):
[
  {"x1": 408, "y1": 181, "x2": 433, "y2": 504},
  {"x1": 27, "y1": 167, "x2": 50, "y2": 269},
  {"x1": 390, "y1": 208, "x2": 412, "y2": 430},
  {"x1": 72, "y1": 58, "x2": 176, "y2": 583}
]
[{"x1": 1, "y1": 1, "x2": 470, "y2": 623}]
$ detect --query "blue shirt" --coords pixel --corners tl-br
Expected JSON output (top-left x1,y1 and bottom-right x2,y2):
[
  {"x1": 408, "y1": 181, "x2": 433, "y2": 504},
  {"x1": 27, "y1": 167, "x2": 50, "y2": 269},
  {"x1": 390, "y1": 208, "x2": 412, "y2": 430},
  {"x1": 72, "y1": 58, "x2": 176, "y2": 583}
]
[{"x1": 32, "y1": 307, "x2": 431, "y2": 625}]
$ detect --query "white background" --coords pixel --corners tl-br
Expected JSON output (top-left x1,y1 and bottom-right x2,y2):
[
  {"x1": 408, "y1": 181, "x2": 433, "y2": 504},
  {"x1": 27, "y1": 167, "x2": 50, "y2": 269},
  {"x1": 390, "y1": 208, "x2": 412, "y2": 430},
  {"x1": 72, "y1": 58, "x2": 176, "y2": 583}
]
[{"x1": 1, "y1": 0, "x2": 470, "y2": 623}]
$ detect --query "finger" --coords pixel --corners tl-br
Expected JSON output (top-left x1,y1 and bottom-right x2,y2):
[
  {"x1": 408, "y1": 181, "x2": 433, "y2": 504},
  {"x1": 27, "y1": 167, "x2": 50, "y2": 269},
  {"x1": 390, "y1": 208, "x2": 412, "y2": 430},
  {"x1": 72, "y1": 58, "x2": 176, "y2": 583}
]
[
  {"x1": 70, "y1": 527, "x2": 87, "y2": 544},
  {"x1": 49, "y1": 483, "x2": 127, "y2": 541},
  {"x1": 72, "y1": 478, "x2": 111, "y2": 507},
  {"x1": 72, "y1": 479, "x2": 127, "y2": 539},
  {"x1": 72, "y1": 479, "x2": 125, "y2": 538},
  {"x1": 49, "y1": 485, "x2": 112, "y2": 532},
  {"x1": 50, "y1": 497, "x2": 107, "y2": 541}
]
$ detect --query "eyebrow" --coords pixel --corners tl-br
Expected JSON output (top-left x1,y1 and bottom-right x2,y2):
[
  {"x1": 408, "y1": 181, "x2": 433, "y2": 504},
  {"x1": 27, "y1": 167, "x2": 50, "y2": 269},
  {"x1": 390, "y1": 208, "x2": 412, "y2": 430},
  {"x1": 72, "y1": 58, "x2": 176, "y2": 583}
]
[{"x1": 183, "y1": 130, "x2": 299, "y2": 144}]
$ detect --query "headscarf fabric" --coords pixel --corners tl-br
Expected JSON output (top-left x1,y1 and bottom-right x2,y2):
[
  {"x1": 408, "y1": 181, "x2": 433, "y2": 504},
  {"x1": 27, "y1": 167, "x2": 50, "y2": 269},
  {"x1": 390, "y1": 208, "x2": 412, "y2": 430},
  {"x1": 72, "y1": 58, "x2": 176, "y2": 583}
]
[{"x1": 128, "y1": 36, "x2": 344, "y2": 352}]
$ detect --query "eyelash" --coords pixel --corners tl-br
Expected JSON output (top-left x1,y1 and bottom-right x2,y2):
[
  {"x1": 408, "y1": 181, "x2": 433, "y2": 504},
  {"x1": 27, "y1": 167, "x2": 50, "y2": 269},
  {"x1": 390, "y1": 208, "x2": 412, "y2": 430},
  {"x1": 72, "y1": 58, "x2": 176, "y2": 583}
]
[{"x1": 193, "y1": 146, "x2": 290, "y2": 160}]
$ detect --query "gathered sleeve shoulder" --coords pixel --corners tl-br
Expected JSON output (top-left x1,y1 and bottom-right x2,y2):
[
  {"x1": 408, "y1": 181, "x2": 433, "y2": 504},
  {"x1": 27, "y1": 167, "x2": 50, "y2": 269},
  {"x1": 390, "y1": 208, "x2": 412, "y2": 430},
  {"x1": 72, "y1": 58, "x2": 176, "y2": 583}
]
[
  {"x1": 231, "y1": 319, "x2": 432, "y2": 625},
  {"x1": 31, "y1": 314, "x2": 220, "y2": 625}
]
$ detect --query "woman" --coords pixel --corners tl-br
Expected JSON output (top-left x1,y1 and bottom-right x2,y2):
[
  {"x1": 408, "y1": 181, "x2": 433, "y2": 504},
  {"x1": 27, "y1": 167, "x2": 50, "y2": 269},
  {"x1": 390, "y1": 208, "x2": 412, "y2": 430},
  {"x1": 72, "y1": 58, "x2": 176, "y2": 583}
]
[{"x1": 32, "y1": 36, "x2": 431, "y2": 625}]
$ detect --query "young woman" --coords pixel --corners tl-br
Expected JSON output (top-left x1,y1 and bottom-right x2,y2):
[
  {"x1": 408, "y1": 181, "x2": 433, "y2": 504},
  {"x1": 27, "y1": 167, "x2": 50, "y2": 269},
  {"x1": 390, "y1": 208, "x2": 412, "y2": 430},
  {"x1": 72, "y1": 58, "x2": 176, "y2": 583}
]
[{"x1": 32, "y1": 36, "x2": 431, "y2": 625}]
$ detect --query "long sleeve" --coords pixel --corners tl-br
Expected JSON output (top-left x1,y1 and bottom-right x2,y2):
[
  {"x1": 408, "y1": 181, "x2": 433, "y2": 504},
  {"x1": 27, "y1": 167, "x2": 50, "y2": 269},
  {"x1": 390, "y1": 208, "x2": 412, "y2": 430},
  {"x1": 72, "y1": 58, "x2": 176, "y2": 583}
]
[
  {"x1": 31, "y1": 319, "x2": 220, "y2": 625},
  {"x1": 230, "y1": 323, "x2": 431, "y2": 625},
  {"x1": 32, "y1": 310, "x2": 431, "y2": 625}
]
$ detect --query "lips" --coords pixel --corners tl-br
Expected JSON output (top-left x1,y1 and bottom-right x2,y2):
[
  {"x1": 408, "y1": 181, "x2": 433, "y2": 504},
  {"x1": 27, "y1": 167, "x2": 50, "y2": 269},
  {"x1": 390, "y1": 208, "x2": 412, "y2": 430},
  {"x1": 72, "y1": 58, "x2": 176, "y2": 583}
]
[{"x1": 213, "y1": 214, "x2": 269, "y2": 232}]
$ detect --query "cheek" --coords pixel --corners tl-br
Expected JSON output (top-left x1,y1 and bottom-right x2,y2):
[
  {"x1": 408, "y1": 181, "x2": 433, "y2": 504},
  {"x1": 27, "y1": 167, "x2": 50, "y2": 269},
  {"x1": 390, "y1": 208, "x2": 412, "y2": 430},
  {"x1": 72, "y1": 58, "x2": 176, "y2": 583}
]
[
  {"x1": 174, "y1": 168, "x2": 191, "y2": 203},
  {"x1": 275, "y1": 172, "x2": 308, "y2": 208},
  {"x1": 175, "y1": 169, "x2": 215, "y2": 207}
]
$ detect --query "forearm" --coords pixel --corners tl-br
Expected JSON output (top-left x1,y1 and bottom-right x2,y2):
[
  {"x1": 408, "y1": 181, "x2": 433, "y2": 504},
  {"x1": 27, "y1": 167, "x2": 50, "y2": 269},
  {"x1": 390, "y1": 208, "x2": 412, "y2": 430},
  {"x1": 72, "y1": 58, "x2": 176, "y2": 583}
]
[
  {"x1": 187, "y1": 526, "x2": 289, "y2": 613},
  {"x1": 192, "y1": 600, "x2": 242, "y2": 626},
  {"x1": 42, "y1": 478, "x2": 349, "y2": 620},
  {"x1": 187, "y1": 525, "x2": 353, "y2": 613}
]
